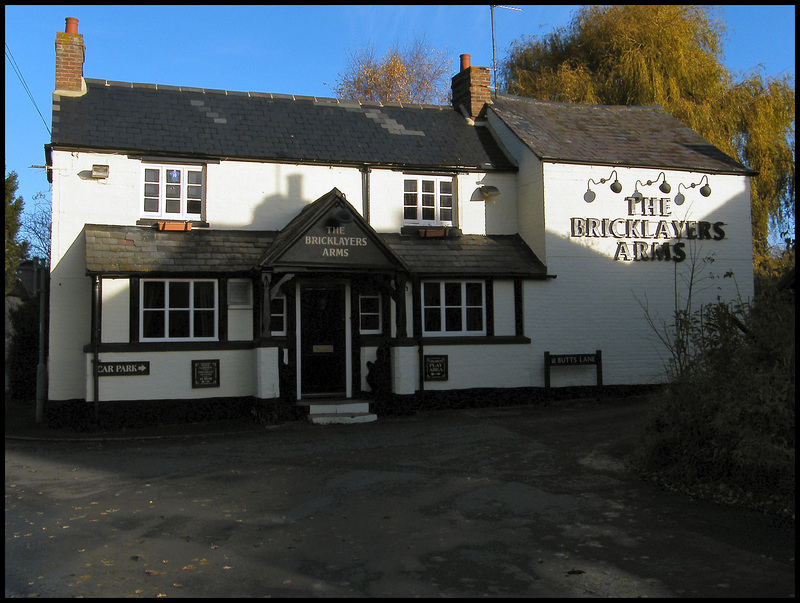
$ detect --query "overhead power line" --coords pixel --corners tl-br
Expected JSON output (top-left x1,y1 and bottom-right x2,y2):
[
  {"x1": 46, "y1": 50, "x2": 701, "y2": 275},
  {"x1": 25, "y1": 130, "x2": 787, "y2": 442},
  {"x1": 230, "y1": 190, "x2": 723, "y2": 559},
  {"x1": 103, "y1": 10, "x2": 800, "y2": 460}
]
[{"x1": 5, "y1": 42, "x2": 51, "y2": 135}]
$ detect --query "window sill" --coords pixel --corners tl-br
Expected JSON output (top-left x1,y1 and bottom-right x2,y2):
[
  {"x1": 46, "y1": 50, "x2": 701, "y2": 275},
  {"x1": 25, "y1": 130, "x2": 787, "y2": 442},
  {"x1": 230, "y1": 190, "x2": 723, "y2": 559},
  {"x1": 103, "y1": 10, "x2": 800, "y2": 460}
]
[
  {"x1": 401, "y1": 226, "x2": 461, "y2": 238},
  {"x1": 136, "y1": 219, "x2": 209, "y2": 228}
]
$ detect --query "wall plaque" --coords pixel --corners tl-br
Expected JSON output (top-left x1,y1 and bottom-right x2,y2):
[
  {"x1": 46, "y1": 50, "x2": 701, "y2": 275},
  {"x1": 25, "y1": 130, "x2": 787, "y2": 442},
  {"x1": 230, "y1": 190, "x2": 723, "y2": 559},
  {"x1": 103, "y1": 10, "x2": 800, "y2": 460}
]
[
  {"x1": 424, "y1": 355, "x2": 448, "y2": 381},
  {"x1": 192, "y1": 359, "x2": 220, "y2": 388}
]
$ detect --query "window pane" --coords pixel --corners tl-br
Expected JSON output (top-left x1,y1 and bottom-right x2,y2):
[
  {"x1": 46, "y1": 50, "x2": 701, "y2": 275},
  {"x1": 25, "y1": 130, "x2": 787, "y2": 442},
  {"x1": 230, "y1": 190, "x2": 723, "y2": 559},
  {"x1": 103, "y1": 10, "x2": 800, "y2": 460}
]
[
  {"x1": 166, "y1": 169, "x2": 181, "y2": 183},
  {"x1": 187, "y1": 185, "x2": 202, "y2": 199},
  {"x1": 404, "y1": 180, "x2": 417, "y2": 193},
  {"x1": 360, "y1": 296, "x2": 379, "y2": 314},
  {"x1": 465, "y1": 282, "x2": 482, "y2": 306},
  {"x1": 422, "y1": 180, "x2": 435, "y2": 193},
  {"x1": 142, "y1": 310, "x2": 164, "y2": 338},
  {"x1": 143, "y1": 281, "x2": 165, "y2": 309},
  {"x1": 466, "y1": 308, "x2": 483, "y2": 331},
  {"x1": 168, "y1": 310, "x2": 190, "y2": 338},
  {"x1": 169, "y1": 282, "x2": 190, "y2": 308},
  {"x1": 194, "y1": 281, "x2": 215, "y2": 308},
  {"x1": 194, "y1": 310, "x2": 215, "y2": 338},
  {"x1": 440, "y1": 208, "x2": 452, "y2": 222},
  {"x1": 361, "y1": 315, "x2": 380, "y2": 331},
  {"x1": 444, "y1": 282, "x2": 461, "y2": 306},
  {"x1": 445, "y1": 308, "x2": 462, "y2": 331},
  {"x1": 144, "y1": 183, "x2": 159, "y2": 197},
  {"x1": 166, "y1": 184, "x2": 181, "y2": 198},
  {"x1": 165, "y1": 199, "x2": 181, "y2": 213},
  {"x1": 144, "y1": 169, "x2": 160, "y2": 183},
  {"x1": 187, "y1": 170, "x2": 203, "y2": 185},
  {"x1": 186, "y1": 200, "x2": 202, "y2": 214},
  {"x1": 423, "y1": 282, "x2": 440, "y2": 306},
  {"x1": 424, "y1": 308, "x2": 441, "y2": 332},
  {"x1": 439, "y1": 181, "x2": 452, "y2": 195},
  {"x1": 404, "y1": 205, "x2": 417, "y2": 220},
  {"x1": 144, "y1": 198, "x2": 159, "y2": 212}
]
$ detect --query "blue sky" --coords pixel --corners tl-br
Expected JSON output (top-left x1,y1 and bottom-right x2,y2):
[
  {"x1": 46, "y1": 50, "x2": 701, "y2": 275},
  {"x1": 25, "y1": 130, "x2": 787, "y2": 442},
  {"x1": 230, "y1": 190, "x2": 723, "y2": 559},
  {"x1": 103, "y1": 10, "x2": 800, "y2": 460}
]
[{"x1": 5, "y1": 5, "x2": 796, "y2": 230}]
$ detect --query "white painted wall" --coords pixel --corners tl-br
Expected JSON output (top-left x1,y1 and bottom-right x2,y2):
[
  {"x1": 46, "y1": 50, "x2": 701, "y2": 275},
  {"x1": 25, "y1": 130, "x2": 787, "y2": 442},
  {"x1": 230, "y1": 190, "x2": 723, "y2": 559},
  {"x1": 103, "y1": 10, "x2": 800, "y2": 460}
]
[{"x1": 530, "y1": 162, "x2": 754, "y2": 386}]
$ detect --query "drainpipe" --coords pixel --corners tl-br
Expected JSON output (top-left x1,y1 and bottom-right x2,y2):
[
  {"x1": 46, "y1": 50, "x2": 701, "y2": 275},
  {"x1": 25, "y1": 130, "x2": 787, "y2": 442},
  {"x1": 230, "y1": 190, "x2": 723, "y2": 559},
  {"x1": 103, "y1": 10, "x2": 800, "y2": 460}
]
[
  {"x1": 360, "y1": 165, "x2": 371, "y2": 223},
  {"x1": 91, "y1": 276, "x2": 100, "y2": 419}
]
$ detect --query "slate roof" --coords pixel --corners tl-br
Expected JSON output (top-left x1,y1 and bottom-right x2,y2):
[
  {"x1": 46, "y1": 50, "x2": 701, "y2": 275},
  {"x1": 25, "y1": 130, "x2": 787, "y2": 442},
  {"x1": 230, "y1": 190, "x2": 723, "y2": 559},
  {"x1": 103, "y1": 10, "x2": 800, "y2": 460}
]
[
  {"x1": 489, "y1": 95, "x2": 753, "y2": 175},
  {"x1": 51, "y1": 79, "x2": 514, "y2": 171},
  {"x1": 381, "y1": 233, "x2": 548, "y2": 278},
  {"x1": 84, "y1": 224, "x2": 547, "y2": 279},
  {"x1": 84, "y1": 225, "x2": 277, "y2": 275}
]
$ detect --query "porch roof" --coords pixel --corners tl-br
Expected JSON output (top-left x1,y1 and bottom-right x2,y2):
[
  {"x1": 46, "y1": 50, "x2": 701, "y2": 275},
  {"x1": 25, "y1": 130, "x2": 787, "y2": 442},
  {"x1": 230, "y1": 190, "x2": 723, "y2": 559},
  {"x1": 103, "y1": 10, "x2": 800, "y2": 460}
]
[{"x1": 84, "y1": 224, "x2": 548, "y2": 279}]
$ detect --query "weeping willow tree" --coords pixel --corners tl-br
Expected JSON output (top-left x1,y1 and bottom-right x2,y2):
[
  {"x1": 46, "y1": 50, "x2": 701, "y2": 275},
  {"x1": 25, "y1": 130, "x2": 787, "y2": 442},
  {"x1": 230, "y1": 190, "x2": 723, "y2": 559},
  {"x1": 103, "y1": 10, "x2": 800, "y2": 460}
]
[
  {"x1": 332, "y1": 36, "x2": 452, "y2": 105},
  {"x1": 501, "y1": 5, "x2": 795, "y2": 264}
]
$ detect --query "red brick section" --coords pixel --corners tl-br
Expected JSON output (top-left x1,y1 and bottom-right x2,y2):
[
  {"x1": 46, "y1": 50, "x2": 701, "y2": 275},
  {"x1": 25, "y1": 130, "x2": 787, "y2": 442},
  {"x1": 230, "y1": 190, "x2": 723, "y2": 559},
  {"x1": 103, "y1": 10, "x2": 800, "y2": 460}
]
[
  {"x1": 451, "y1": 65, "x2": 492, "y2": 120},
  {"x1": 55, "y1": 29, "x2": 85, "y2": 93}
]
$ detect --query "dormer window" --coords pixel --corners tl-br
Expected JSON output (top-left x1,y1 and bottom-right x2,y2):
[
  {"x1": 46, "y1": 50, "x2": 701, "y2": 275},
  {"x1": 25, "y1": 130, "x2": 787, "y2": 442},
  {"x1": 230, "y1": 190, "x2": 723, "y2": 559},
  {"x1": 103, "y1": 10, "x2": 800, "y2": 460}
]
[
  {"x1": 142, "y1": 164, "x2": 205, "y2": 220},
  {"x1": 403, "y1": 175, "x2": 454, "y2": 226}
]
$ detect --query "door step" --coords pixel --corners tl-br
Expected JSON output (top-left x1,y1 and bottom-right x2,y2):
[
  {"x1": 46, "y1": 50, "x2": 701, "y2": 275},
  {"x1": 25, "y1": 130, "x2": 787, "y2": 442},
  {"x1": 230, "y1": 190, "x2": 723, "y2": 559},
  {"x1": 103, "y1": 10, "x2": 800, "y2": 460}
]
[{"x1": 299, "y1": 400, "x2": 377, "y2": 425}]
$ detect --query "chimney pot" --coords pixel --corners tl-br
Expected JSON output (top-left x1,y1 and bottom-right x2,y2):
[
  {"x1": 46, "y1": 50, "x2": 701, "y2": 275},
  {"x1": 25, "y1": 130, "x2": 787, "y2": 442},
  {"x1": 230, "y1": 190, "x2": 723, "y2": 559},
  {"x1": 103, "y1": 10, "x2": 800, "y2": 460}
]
[
  {"x1": 65, "y1": 17, "x2": 79, "y2": 34},
  {"x1": 460, "y1": 54, "x2": 471, "y2": 72}
]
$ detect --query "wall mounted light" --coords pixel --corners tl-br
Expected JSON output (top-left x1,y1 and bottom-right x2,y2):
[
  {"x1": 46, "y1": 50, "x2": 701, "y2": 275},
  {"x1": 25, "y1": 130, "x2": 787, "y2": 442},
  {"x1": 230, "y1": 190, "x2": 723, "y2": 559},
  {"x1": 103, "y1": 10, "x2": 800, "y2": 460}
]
[
  {"x1": 334, "y1": 208, "x2": 355, "y2": 224},
  {"x1": 584, "y1": 170, "x2": 622, "y2": 203},
  {"x1": 635, "y1": 172, "x2": 671, "y2": 194},
  {"x1": 479, "y1": 185, "x2": 500, "y2": 198},
  {"x1": 90, "y1": 164, "x2": 109, "y2": 179},
  {"x1": 674, "y1": 175, "x2": 711, "y2": 205}
]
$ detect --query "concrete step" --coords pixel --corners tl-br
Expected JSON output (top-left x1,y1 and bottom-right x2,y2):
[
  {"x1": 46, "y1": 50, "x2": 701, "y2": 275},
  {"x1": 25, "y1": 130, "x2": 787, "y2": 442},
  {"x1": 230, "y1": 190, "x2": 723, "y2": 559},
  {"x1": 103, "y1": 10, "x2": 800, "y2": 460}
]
[
  {"x1": 298, "y1": 399, "x2": 377, "y2": 425},
  {"x1": 307, "y1": 412, "x2": 378, "y2": 425},
  {"x1": 306, "y1": 401, "x2": 370, "y2": 415}
]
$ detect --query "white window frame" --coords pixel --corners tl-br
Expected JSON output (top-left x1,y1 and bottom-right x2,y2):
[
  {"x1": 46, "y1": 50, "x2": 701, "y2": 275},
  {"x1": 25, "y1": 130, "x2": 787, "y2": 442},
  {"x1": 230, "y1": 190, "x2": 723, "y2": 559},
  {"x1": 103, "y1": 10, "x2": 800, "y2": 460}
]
[
  {"x1": 141, "y1": 163, "x2": 205, "y2": 220},
  {"x1": 140, "y1": 279, "x2": 218, "y2": 342},
  {"x1": 403, "y1": 175, "x2": 454, "y2": 226},
  {"x1": 422, "y1": 280, "x2": 486, "y2": 336},
  {"x1": 269, "y1": 293, "x2": 287, "y2": 336},
  {"x1": 358, "y1": 292, "x2": 382, "y2": 335}
]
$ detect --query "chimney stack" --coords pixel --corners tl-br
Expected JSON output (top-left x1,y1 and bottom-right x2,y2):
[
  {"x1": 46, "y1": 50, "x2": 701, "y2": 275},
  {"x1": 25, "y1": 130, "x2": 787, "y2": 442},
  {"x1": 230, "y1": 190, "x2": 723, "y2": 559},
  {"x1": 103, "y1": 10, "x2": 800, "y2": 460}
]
[
  {"x1": 451, "y1": 53, "x2": 492, "y2": 121},
  {"x1": 55, "y1": 17, "x2": 86, "y2": 95}
]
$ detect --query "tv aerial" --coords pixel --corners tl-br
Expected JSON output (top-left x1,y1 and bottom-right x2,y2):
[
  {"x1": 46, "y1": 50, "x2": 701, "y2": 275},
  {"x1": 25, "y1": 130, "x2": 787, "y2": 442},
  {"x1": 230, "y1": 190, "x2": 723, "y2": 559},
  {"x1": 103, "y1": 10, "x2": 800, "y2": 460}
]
[{"x1": 490, "y1": 5, "x2": 522, "y2": 97}]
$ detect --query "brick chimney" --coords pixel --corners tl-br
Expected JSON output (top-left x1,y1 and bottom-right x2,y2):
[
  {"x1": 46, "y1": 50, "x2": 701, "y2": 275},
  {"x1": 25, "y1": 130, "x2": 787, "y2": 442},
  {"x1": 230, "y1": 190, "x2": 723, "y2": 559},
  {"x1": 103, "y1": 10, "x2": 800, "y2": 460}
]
[
  {"x1": 55, "y1": 17, "x2": 86, "y2": 95},
  {"x1": 451, "y1": 54, "x2": 491, "y2": 121}
]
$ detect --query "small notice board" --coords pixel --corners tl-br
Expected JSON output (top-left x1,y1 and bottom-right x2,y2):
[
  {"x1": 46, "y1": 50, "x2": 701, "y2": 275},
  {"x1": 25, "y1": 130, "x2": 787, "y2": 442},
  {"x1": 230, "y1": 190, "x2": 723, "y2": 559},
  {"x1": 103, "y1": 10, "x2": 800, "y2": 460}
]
[{"x1": 192, "y1": 359, "x2": 220, "y2": 388}]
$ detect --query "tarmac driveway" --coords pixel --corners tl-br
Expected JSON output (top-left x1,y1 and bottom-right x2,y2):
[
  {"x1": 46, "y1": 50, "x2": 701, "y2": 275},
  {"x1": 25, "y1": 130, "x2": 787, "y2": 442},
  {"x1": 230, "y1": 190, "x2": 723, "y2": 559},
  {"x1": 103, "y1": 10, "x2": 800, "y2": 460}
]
[{"x1": 5, "y1": 398, "x2": 795, "y2": 598}]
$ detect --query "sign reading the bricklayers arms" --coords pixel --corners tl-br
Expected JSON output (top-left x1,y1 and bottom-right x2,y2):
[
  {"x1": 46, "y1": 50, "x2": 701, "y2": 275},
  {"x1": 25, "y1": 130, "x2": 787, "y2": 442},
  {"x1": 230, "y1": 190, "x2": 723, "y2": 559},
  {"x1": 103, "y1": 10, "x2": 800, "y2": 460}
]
[
  {"x1": 278, "y1": 206, "x2": 397, "y2": 268},
  {"x1": 570, "y1": 195, "x2": 726, "y2": 263},
  {"x1": 97, "y1": 361, "x2": 150, "y2": 376}
]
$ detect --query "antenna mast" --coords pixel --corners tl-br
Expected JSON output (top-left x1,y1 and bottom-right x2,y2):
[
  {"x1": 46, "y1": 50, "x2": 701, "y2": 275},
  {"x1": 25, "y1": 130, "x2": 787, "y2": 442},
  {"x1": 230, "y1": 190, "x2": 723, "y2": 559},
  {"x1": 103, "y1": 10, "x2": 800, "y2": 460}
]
[{"x1": 491, "y1": 5, "x2": 522, "y2": 98}]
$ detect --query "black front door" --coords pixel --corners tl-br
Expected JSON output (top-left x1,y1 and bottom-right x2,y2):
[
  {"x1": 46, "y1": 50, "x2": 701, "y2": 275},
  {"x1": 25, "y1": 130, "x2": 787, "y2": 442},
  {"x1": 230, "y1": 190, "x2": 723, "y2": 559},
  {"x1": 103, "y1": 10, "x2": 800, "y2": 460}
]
[{"x1": 300, "y1": 285, "x2": 347, "y2": 397}]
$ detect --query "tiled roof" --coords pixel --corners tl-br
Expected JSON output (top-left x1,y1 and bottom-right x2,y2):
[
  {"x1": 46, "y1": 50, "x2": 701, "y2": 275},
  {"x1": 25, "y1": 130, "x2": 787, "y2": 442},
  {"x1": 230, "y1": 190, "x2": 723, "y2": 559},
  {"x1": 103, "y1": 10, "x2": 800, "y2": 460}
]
[
  {"x1": 490, "y1": 95, "x2": 752, "y2": 174},
  {"x1": 84, "y1": 224, "x2": 277, "y2": 274},
  {"x1": 52, "y1": 80, "x2": 514, "y2": 171},
  {"x1": 84, "y1": 224, "x2": 547, "y2": 278},
  {"x1": 380, "y1": 233, "x2": 548, "y2": 278}
]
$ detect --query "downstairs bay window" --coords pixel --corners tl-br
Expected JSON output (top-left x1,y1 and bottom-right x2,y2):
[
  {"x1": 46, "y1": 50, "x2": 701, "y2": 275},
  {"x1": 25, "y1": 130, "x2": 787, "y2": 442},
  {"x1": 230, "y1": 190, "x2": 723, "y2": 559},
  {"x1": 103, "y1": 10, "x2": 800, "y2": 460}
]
[{"x1": 140, "y1": 279, "x2": 218, "y2": 341}]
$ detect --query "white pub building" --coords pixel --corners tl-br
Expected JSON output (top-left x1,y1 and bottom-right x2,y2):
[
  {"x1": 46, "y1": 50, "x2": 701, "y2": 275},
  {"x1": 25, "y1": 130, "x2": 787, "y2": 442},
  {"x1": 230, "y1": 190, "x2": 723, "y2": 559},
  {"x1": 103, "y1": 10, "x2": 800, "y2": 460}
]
[{"x1": 45, "y1": 18, "x2": 754, "y2": 423}]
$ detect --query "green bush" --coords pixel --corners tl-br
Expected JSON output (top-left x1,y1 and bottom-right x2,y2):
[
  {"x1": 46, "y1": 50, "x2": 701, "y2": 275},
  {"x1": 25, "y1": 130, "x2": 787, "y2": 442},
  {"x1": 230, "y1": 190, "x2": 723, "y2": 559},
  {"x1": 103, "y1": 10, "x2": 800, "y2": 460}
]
[{"x1": 632, "y1": 288, "x2": 795, "y2": 515}]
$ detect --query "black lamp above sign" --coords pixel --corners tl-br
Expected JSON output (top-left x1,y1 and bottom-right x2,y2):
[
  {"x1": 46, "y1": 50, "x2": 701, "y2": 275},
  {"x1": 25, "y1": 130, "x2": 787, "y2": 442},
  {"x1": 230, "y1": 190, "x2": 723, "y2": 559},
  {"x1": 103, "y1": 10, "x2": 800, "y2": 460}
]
[
  {"x1": 584, "y1": 170, "x2": 622, "y2": 203},
  {"x1": 675, "y1": 175, "x2": 712, "y2": 205}
]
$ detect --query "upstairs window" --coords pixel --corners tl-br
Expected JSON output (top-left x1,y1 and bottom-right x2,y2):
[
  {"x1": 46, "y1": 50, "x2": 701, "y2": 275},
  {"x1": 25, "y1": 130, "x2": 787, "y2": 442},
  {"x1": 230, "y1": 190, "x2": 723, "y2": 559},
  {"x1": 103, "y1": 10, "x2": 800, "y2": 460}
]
[
  {"x1": 142, "y1": 164, "x2": 204, "y2": 220},
  {"x1": 403, "y1": 176, "x2": 454, "y2": 226}
]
